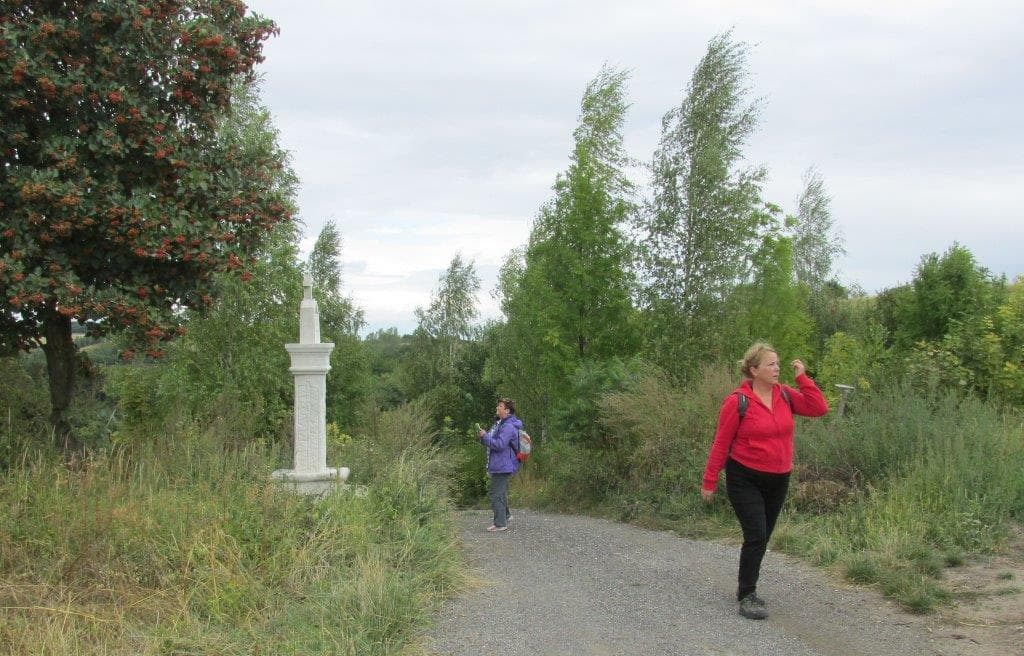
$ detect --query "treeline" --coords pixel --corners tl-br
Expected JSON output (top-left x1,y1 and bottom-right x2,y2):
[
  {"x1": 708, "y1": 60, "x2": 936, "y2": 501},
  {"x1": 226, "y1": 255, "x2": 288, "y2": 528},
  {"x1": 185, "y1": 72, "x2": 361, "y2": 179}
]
[{"x1": 356, "y1": 33, "x2": 1023, "y2": 441}]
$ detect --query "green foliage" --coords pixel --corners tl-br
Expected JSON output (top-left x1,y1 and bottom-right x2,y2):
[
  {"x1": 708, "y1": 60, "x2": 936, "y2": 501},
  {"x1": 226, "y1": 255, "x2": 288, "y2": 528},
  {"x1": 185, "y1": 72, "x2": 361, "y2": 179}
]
[
  {"x1": 789, "y1": 168, "x2": 851, "y2": 355},
  {"x1": 490, "y1": 66, "x2": 639, "y2": 429},
  {"x1": 792, "y1": 167, "x2": 845, "y2": 291},
  {"x1": 0, "y1": 355, "x2": 50, "y2": 468},
  {"x1": 106, "y1": 219, "x2": 302, "y2": 444},
  {"x1": 414, "y1": 254, "x2": 480, "y2": 354},
  {"x1": 399, "y1": 254, "x2": 496, "y2": 433},
  {"x1": 738, "y1": 233, "x2": 814, "y2": 364},
  {"x1": 326, "y1": 332, "x2": 373, "y2": 430},
  {"x1": 817, "y1": 325, "x2": 888, "y2": 402},
  {"x1": 551, "y1": 357, "x2": 646, "y2": 448},
  {"x1": 872, "y1": 244, "x2": 1018, "y2": 403},
  {"x1": 308, "y1": 221, "x2": 371, "y2": 431},
  {"x1": 991, "y1": 278, "x2": 1024, "y2": 404},
  {"x1": 363, "y1": 327, "x2": 415, "y2": 409},
  {"x1": 487, "y1": 254, "x2": 574, "y2": 432},
  {"x1": 0, "y1": 398, "x2": 462, "y2": 654},
  {"x1": 638, "y1": 32, "x2": 769, "y2": 377},
  {"x1": 879, "y1": 244, "x2": 1003, "y2": 349},
  {"x1": 908, "y1": 244, "x2": 1002, "y2": 343},
  {"x1": 308, "y1": 221, "x2": 364, "y2": 335},
  {"x1": 796, "y1": 381, "x2": 936, "y2": 486},
  {"x1": 535, "y1": 362, "x2": 734, "y2": 522},
  {"x1": 441, "y1": 417, "x2": 490, "y2": 507},
  {"x1": 1, "y1": 4, "x2": 288, "y2": 444}
]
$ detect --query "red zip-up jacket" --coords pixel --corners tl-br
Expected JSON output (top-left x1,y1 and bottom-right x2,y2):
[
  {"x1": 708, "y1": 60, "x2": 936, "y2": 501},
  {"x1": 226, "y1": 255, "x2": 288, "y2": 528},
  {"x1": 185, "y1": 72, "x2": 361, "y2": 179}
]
[{"x1": 701, "y1": 374, "x2": 829, "y2": 491}]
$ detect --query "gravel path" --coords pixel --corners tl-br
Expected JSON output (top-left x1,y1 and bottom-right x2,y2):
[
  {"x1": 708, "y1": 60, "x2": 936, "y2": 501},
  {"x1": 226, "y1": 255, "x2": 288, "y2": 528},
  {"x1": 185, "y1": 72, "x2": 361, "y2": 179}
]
[{"x1": 423, "y1": 509, "x2": 974, "y2": 656}]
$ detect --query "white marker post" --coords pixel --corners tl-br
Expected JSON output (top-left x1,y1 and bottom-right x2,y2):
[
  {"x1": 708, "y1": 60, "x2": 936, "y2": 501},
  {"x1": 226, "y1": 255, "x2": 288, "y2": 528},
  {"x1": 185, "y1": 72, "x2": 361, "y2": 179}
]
[
  {"x1": 272, "y1": 275, "x2": 350, "y2": 494},
  {"x1": 835, "y1": 383, "x2": 855, "y2": 418}
]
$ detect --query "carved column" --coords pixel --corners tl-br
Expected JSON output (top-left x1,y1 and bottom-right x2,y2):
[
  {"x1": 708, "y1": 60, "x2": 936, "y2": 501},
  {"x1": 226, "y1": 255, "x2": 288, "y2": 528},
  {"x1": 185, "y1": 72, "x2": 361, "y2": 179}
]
[{"x1": 272, "y1": 275, "x2": 350, "y2": 494}]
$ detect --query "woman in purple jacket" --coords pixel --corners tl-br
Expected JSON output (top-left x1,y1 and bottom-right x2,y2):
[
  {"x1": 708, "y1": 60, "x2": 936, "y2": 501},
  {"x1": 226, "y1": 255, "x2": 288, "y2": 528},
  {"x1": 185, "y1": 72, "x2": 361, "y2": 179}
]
[{"x1": 476, "y1": 397, "x2": 522, "y2": 532}]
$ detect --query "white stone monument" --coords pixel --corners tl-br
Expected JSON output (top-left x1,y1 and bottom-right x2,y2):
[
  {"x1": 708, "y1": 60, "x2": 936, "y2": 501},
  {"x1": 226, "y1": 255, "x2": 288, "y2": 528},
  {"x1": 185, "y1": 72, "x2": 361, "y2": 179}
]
[{"x1": 272, "y1": 275, "x2": 350, "y2": 494}]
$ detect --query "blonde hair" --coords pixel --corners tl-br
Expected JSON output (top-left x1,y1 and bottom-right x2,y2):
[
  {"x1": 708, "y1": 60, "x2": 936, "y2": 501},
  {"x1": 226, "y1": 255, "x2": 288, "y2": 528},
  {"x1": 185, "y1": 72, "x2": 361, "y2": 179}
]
[{"x1": 739, "y1": 341, "x2": 777, "y2": 379}]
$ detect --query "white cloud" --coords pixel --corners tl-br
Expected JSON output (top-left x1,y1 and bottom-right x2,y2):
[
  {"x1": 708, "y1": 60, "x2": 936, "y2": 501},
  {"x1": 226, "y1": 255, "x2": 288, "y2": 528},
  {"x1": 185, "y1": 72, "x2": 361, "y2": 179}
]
[{"x1": 248, "y1": 0, "x2": 1024, "y2": 333}]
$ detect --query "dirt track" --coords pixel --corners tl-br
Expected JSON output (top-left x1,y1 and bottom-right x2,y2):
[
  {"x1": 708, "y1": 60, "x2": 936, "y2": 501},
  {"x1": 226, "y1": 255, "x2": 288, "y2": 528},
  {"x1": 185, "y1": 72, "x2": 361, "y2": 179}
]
[{"x1": 423, "y1": 509, "x2": 1014, "y2": 656}]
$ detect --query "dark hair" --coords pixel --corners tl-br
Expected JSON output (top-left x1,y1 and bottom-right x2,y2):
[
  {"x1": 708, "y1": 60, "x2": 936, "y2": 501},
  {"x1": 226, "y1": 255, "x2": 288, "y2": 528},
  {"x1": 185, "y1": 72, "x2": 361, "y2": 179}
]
[{"x1": 498, "y1": 397, "x2": 516, "y2": 415}]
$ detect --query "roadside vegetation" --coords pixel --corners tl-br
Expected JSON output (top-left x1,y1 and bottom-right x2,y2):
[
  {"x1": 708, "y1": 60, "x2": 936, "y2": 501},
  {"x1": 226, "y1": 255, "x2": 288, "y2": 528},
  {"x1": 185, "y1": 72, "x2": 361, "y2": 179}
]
[
  {"x1": 507, "y1": 364, "x2": 1024, "y2": 613},
  {"x1": 2, "y1": 7, "x2": 1021, "y2": 654},
  {"x1": 0, "y1": 395, "x2": 461, "y2": 654}
]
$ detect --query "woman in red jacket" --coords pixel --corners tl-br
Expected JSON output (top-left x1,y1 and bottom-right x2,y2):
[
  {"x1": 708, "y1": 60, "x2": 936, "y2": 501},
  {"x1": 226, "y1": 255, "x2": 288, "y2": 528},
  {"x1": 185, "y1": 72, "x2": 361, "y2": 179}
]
[{"x1": 701, "y1": 341, "x2": 828, "y2": 620}]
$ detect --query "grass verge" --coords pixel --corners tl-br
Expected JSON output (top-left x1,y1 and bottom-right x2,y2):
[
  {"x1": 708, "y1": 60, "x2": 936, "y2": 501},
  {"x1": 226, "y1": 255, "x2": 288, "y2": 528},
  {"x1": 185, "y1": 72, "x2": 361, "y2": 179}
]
[{"x1": 0, "y1": 415, "x2": 464, "y2": 655}]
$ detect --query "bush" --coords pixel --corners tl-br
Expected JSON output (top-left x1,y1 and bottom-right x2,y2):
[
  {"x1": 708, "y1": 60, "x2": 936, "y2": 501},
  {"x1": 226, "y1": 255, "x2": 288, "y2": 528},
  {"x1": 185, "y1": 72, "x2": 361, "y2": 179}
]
[
  {"x1": 0, "y1": 356, "x2": 51, "y2": 469},
  {"x1": 0, "y1": 348, "x2": 122, "y2": 460},
  {"x1": 532, "y1": 361, "x2": 737, "y2": 527},
  {"x1": 795, "y1": 380, "x2": 936, "y2": 486}
]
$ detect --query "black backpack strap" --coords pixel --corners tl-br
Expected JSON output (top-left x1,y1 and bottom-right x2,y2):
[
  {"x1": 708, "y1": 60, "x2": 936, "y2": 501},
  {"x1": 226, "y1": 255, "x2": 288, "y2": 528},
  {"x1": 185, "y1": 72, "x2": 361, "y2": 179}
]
[{"x1": 736, "y1": 392, "x2": 748, "y2": 420}]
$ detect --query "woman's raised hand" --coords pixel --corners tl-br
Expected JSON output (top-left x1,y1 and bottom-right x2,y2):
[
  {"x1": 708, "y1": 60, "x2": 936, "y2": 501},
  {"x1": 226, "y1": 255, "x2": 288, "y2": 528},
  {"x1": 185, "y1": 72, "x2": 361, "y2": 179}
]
[{"x1": 791, "y1": 358, "x2": 806, "y2": 377}]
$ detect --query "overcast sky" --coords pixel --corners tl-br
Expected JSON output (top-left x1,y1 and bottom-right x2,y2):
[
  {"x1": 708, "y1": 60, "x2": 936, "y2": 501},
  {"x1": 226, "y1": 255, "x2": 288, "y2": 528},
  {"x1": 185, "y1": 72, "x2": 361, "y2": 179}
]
[{"x1": 244, "y1": 0, "x2": 1023, "y2": 335}]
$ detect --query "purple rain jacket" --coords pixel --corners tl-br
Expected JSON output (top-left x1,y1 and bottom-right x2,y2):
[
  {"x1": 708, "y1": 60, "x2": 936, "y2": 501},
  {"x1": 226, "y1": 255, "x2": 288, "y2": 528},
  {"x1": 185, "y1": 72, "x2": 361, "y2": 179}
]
[{"x1": 480, "y1": 414, "x2": 523, "y2": 474}]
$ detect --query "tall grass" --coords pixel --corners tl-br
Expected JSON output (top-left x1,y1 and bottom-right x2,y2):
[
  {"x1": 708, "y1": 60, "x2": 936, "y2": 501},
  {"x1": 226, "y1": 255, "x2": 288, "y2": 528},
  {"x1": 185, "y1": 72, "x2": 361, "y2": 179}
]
[
  {"x1": 532, "y1": 364, "x2": 1024, "y2": 612},
  {"x1": 0, "y1": 402, "x2": 464, "y2": 655},
  {"x1": 776, "y1": 392, "x2": 1024, "y2": 611}
]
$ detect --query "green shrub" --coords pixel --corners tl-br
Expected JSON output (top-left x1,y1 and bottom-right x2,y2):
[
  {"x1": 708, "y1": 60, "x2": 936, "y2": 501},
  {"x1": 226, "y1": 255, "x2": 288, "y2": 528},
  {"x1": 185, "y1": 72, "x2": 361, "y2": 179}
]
[
  {"x1": 796, "y1": 380, "x2": 938, "y2": 486},
  {"x1": 0, "y1": 356, "x2": 51, "y2": 469}
]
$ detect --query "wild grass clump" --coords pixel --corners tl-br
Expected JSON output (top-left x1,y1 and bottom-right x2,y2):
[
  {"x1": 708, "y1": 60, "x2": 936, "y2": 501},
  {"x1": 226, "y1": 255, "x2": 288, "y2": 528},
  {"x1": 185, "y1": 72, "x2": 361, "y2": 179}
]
[
  {"x1": 776, "y1": 390, "x2": 1024, "y2": 612},
  {"x1": 0, "y1": 401, "x2": 463, "y2": 655},
  {"x1": 795, "y1": 381, "x2": 948, "y2": 486},
  {"x1": 533, "y1": 361, "x2": 1024, "y2": 613}
]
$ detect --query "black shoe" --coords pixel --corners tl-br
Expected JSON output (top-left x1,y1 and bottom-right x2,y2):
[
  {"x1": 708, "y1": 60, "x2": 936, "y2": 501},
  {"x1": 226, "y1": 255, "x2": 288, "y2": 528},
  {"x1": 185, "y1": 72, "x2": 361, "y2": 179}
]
[{"x1": 738, "y1": 594, "x2": 768, "y2": 620}]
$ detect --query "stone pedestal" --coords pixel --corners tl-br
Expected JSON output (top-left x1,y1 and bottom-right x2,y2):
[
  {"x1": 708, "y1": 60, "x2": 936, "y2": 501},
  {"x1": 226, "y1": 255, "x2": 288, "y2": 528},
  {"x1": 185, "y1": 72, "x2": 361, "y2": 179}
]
[{"x1": 272, "y1": 276, "x2": 350, "y2": 495}]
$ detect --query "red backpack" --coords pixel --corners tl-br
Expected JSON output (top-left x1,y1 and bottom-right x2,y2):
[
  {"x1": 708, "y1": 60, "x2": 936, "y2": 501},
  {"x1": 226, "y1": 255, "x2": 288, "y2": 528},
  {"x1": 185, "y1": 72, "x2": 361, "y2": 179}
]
[{"x1": 513, "y1": 429, "x2": 533, "y2": 462}]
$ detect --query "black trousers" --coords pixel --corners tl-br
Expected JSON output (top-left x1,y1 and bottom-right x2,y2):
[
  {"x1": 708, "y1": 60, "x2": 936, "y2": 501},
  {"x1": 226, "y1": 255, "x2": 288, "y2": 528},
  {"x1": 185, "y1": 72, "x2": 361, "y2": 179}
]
[{"x1": 725, "y1": 457, "x2": 791, "y2": 600}]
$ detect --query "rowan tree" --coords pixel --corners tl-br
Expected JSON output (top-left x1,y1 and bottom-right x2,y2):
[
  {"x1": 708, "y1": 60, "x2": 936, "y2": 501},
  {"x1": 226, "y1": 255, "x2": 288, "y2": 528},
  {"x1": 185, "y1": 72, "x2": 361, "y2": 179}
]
[{"x1": 0, "y1": 1, "x2": 286, "y2": 449}]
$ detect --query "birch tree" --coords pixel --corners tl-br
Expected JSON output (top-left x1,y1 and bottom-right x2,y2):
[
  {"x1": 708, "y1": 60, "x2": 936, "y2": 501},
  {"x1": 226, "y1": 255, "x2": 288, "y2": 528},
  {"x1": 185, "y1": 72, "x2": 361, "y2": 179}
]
[{"x1": 638, "y1": 33, "x2": 768, "y2": 375}]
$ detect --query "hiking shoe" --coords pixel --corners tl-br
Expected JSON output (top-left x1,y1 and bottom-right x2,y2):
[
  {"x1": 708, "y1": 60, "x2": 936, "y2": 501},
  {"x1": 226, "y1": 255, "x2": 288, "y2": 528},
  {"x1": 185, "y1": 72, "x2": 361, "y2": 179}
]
[
  {"x1": 486, "y1": 525, "x2": 508, "y2": 532},
  {"x1": 738, "y1": 594, "x2": 768, "y2": 620}
]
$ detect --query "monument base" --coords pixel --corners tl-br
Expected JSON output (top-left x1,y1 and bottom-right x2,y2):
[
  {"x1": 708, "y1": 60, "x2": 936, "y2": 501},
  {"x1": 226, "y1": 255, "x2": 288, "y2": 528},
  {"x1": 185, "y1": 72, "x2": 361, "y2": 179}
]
[{"x1": 271, "y1": 467, "x2": 351, "y2": 497}]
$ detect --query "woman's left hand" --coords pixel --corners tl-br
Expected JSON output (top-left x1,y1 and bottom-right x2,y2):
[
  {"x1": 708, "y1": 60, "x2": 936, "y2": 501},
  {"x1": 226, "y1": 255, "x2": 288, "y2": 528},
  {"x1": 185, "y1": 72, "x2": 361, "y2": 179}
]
[{"x1": 791, "y1": 358, "x2": 806, "y2": 377}]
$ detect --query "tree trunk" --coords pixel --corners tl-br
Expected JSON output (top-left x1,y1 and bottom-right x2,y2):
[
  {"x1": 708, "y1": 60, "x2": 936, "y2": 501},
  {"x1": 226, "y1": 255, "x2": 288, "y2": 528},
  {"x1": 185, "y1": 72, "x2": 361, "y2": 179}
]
[{"x1": 42, "y1": 312, "x2": 80, "y2": 453}]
